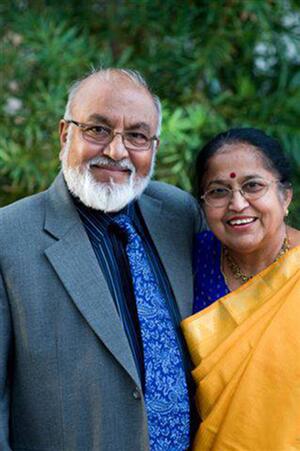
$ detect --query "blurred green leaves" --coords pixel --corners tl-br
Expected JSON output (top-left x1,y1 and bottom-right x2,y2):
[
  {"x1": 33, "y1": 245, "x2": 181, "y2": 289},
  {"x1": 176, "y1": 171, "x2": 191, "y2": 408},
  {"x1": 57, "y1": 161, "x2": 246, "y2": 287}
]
[
  {"x1": 1, "y1": 0, "x2": 300, "y2": 225},
  {"x1": 158, "y1": 104, "x2": 226, "y2": 191}
]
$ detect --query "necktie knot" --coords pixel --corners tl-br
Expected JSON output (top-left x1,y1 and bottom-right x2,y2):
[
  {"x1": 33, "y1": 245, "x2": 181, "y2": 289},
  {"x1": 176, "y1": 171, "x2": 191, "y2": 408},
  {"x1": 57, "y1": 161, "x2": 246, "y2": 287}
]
[{"x1": 112, "y1": 214, "x2": 136, "y2": 243}]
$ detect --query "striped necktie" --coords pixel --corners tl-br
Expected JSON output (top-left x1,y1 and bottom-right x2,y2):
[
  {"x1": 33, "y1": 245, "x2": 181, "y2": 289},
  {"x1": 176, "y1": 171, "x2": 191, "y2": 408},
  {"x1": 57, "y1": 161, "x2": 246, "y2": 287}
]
[{"x1": 113, "y1": 214, "x2": 190, "y2": 450}]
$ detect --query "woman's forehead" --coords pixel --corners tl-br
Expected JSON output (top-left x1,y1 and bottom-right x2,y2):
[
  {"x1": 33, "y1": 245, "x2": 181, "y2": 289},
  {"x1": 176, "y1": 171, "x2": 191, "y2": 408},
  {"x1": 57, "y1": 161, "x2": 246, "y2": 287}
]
[{"x1": 204, "y1": 144, "x2": 274, "y2": 181}]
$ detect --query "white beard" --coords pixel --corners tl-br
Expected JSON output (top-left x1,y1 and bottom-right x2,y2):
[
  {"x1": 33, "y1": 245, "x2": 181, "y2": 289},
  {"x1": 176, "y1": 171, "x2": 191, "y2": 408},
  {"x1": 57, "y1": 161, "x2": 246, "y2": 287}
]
[{"x1": 61, "y1": 139, "x2": 155, "y2": 212}]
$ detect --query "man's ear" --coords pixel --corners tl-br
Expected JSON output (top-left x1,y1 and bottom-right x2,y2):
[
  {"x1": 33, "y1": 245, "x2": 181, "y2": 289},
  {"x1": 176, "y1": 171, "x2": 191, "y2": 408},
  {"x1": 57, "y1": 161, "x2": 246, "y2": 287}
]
[
  {"x1": 59, "y1": 120, "x2": 69, "y2": 147},
  {"x1": 59, "y1": 120, "x2": 69, "y2": 160}
]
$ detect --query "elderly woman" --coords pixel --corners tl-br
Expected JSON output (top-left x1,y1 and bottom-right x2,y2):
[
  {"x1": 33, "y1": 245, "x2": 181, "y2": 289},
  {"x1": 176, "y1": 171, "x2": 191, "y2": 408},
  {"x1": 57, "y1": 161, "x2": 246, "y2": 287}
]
[{"x1": 182, "y1": 128, "x2": 300, "y2": 450}]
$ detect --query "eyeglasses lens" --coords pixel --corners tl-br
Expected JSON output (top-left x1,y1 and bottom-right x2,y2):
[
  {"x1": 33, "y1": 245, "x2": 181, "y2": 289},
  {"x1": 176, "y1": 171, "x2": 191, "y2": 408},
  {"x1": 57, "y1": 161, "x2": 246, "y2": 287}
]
[
  {"x1": 83, "y1": 129, "x2": 151, "y2": 151},
  {"x1": 204, "y1": 181, "x2": 271, "y2": 207}
]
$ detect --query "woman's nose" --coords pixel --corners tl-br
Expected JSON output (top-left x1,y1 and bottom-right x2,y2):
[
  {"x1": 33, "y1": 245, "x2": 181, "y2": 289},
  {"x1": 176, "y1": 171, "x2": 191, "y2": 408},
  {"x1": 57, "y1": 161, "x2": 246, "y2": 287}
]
[{"x1": 228, "y1": 189, "x2": 250, "y2": 210}]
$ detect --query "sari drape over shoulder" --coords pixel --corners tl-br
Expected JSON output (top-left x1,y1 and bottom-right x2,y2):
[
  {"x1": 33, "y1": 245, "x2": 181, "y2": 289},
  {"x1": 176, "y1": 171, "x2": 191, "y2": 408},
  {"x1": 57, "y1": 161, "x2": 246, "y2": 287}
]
[{"x1": 182, "y1": 245, "x2": 300, "y2": 451}]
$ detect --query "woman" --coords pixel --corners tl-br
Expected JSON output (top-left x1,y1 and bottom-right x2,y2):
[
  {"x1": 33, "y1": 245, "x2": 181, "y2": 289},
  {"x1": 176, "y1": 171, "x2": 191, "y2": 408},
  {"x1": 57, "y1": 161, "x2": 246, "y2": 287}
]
[{"x1": 182, "y1": 128, "x2": 300, "y2": 450}]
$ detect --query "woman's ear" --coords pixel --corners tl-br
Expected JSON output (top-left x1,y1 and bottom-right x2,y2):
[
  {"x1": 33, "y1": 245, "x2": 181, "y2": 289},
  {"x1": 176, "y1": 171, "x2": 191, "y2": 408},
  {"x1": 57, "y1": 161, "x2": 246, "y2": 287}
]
[{"x1": 283, "y1": 187, "x2": 293, "y2": 215}]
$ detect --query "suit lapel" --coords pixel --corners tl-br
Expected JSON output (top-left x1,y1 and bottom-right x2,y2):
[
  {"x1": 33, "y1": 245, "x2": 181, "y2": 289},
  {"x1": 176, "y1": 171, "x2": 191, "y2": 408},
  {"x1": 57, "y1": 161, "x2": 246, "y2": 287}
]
[
  {"x1": 138, "y1": 194, "x2": 193, "y2": 319},
  {"x1": 43, "y1": 174, "x2": 193, "y2": 386},
  {"x1": 43, "y1": 174, "x2": 141, "y2": 387}
]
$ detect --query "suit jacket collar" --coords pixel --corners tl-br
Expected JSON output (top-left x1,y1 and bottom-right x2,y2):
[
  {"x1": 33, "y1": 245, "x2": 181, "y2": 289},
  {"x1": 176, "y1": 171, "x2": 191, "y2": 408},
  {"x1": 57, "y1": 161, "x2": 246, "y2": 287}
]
[
  {"x1": 138, "y1": 192, "x2": 193, "y2": 319},
  {"x1": 44, "y1": 173, "x2": 141, "y2": 387},
  {"x1": 43, "y1": 173, "x2": 193, "y2": 386}
]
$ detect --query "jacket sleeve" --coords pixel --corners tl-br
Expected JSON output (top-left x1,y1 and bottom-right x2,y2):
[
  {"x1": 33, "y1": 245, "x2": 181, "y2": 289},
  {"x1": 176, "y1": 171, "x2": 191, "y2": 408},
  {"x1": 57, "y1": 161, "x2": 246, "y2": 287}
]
[
  {"x1": 0, "y1": 269, "x2": 13, "y2": 450},
  {"x1": 186, "y1": 192, "x2": 207, "y2": 234}
]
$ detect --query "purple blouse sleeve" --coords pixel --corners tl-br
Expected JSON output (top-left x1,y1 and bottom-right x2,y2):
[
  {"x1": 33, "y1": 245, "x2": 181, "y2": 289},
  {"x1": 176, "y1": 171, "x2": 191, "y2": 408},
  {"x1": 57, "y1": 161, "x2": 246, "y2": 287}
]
[{"x1": 193, "y1": 231, "x2": 229, "y2": 314}]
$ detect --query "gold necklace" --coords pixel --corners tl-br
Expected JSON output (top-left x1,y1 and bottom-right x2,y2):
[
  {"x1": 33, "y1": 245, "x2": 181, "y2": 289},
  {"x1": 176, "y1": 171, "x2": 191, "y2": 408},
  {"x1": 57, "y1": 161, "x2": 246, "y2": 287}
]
[{"x1": 222, "y1": 237, "x2": 290, "y2": 283}]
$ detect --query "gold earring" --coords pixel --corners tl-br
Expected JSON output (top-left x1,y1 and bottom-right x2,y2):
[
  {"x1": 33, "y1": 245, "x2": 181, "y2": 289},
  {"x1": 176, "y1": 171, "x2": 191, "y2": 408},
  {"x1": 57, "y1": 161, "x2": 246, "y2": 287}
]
[{"x1": 285, "y1": 209, "x2": 289, "y2": 217}]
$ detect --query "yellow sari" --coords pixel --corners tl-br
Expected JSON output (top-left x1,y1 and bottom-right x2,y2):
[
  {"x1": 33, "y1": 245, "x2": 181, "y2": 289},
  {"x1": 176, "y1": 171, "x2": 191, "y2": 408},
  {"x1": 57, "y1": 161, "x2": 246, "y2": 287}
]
[{"x1": 182, "y1": 246, "x2": 300, "y2": 451}]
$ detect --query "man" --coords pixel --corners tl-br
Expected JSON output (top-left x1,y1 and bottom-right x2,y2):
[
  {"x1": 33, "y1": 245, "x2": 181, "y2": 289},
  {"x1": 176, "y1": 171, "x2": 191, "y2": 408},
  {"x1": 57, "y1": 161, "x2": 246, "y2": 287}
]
[{"x1": 0, "y1": 68, "x2": 202, "y2": 450}]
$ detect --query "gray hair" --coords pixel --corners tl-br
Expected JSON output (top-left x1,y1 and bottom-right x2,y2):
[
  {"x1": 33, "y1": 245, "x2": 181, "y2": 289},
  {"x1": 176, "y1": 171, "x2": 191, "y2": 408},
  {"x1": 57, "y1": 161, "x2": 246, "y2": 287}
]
[{"x1": 63, "y1": 68, "x2": 162, "y2": 136}]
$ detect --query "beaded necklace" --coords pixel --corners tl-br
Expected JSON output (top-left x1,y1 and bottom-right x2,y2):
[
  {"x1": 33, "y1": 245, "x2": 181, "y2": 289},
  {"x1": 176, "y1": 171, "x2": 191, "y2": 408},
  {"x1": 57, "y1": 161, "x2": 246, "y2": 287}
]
[{"x1": 222, "y1": 237, "x2": 290, "y2": 284}]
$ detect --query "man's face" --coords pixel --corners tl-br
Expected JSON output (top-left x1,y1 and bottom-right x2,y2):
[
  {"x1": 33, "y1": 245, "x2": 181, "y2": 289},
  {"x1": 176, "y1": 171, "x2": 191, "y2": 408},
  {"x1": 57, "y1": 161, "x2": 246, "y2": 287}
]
[{"x1": 59, "y1": 75, "x2": 160, "y2": 212}]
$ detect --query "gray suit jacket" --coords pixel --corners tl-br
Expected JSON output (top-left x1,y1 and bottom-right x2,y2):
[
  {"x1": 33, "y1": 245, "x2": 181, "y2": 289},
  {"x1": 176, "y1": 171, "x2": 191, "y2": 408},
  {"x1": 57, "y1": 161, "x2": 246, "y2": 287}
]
[{"x1": 0, "y1": 173, "x2": 201, "y2": 451}]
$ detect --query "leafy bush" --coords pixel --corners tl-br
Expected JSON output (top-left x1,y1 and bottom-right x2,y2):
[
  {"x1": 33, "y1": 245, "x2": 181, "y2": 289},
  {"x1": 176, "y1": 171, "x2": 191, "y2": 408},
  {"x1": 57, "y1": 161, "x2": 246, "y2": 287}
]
[{"x1": 1, "y1": 0, "x2": 300, "y2": 225}]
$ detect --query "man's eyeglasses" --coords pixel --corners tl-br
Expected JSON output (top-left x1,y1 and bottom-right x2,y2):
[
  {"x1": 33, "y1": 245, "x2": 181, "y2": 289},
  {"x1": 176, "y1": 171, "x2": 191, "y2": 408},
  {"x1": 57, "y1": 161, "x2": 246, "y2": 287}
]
[
  {"x1": 200, "y1": 179, "x2": 280, "y2": 208},
  {"x1": 65, "y1": 119, "x2": 158, "y2": 152}
]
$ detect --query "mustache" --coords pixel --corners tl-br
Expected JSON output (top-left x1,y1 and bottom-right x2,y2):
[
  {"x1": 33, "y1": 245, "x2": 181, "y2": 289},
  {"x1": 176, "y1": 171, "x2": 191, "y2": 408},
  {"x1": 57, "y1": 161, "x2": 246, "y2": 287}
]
[{"x1": 87, "y1": 156, "x2": 135, "y2": 172}]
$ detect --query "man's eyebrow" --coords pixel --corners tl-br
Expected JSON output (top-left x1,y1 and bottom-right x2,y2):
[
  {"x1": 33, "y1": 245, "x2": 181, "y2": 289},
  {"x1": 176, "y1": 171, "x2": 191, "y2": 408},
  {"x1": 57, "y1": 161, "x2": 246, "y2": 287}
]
[
  {"x1": 86, "y1": 114, "x2": 112, "y2": 125},
  {"x1": 126, "y1": 122, "x2": 151, "y2": 133},
  {"x1": 85, "y1": 116, "x2": 152, "y2": 133}
]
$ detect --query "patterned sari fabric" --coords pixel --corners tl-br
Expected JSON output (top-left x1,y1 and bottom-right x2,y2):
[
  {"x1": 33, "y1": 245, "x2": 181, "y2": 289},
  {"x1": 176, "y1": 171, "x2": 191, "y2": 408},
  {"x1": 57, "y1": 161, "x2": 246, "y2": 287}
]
[{"x1": 182, "y1": 233, "x2": 300, "y2": 450}]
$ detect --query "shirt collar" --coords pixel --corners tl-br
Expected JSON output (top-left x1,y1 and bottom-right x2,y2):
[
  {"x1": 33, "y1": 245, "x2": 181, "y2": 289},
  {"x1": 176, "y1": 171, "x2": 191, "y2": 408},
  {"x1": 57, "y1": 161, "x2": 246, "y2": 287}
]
[{"x1": 72, "y1": 195, "x2": 136, "y2": 227}]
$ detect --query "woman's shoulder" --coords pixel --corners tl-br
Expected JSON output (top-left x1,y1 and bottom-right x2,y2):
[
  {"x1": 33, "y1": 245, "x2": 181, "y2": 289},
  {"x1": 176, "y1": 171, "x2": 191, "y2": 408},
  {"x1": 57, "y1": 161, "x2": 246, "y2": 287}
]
[
  {"x1": 194, "y1": 230, "x2": 222, "y2": 270},
  {"x1": 288, "y1": 226, "x2": 300, "y2": 248},
  {"x1": 193, "y1": 231, "x2": 229, "y2": 312},
  {"x1": 195, "y1": 230, "x2": 218, "y2": 251}
]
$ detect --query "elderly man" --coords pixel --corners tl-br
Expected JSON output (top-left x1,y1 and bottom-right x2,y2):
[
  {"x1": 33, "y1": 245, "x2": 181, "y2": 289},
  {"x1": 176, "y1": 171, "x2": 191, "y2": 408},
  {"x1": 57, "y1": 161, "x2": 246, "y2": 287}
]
[{"x1": 0, "y1": 68, "x2": 202, "y2": 450}]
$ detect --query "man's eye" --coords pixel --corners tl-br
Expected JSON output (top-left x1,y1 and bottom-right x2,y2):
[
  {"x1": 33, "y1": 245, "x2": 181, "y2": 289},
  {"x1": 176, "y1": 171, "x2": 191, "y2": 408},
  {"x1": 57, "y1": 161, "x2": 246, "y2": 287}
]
[
  {"x1": 87, "y1": 126, "x2": 110, "y2": 136},
  {"x1": 243, "y1": 181, "x2": 265, "y2": 193},
  {"x1": 126, "y1": 132, "x2": 148, "y2": 143},
  {"x1": 207, "y1": 188, "x2": 230, "y2": 199}
]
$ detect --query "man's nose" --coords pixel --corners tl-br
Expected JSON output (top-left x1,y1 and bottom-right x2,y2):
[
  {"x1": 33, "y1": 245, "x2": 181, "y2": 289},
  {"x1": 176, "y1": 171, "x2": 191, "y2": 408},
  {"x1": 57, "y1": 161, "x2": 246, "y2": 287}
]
[
  {"x1": 228, "y1": 189, "x2": 250, "y2": 210},
  {"x1": 102, "y1": 133, "x2": 129, "y2": 161}
]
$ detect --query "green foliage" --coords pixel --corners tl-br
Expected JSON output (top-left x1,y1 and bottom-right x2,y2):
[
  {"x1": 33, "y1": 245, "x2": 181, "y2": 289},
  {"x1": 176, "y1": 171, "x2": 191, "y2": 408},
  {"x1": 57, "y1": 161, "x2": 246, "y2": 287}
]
[
  {"x1": 1, "y1": 0, "x2": 300, "y2": 225},
  {"x1": 157, "y1": 104, "x2": 226, "y2": 191}
]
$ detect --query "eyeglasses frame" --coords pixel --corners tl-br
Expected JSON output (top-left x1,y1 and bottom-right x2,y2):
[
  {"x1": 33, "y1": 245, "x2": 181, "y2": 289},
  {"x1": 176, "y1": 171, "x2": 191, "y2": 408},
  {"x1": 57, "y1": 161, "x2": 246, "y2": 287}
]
[
  {"x1": 65, "y1": 119, "x2": 159, "y2": 152},
  {"x1": 200, "y1": 179, "x2": 281, "y2": 208}
]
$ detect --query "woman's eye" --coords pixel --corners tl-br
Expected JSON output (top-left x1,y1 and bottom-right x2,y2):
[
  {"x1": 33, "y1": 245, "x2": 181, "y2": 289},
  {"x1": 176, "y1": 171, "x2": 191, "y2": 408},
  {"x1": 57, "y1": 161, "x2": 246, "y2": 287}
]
[
  {"x1": 208, "y1": 188, "x2": 229, "y2": 198},
  {"x1": 243, "y1": 181, "x2": 265, "y2": 193}
]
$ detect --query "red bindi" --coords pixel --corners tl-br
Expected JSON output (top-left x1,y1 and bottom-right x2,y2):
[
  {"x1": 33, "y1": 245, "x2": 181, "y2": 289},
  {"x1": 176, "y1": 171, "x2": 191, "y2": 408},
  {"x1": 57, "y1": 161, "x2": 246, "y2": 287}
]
[{"x1": 230, "y1": 172, "x2": 236, "y2": 178}]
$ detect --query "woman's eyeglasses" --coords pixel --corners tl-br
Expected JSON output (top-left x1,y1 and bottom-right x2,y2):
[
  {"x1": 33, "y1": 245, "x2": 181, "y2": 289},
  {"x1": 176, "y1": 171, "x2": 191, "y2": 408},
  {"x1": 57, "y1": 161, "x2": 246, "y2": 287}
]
[{"x1": 201, "y1": 179, "x2": 280, "y2": 208}]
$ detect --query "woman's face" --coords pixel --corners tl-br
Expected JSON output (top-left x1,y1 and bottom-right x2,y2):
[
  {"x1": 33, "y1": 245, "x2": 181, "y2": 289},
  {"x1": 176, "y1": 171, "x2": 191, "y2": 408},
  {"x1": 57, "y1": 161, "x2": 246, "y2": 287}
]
[{"x1": 201, "y1": 143, "x2": 292, "y2": 254}]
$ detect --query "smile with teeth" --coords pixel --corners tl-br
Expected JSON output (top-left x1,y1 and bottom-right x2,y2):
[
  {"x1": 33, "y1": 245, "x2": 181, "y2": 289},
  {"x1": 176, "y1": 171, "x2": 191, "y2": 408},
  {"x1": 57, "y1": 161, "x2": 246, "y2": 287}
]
[{"x1": 227, "y1": 217, "x2": 257, "y2": 226}]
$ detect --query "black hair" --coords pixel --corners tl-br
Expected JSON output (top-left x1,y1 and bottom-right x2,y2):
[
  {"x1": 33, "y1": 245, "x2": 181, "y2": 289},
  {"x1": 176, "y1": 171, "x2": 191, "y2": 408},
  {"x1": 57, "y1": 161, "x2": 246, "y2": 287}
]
[{"x1": 194, "y1": 127, "x2": 292, "y2": 199}]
